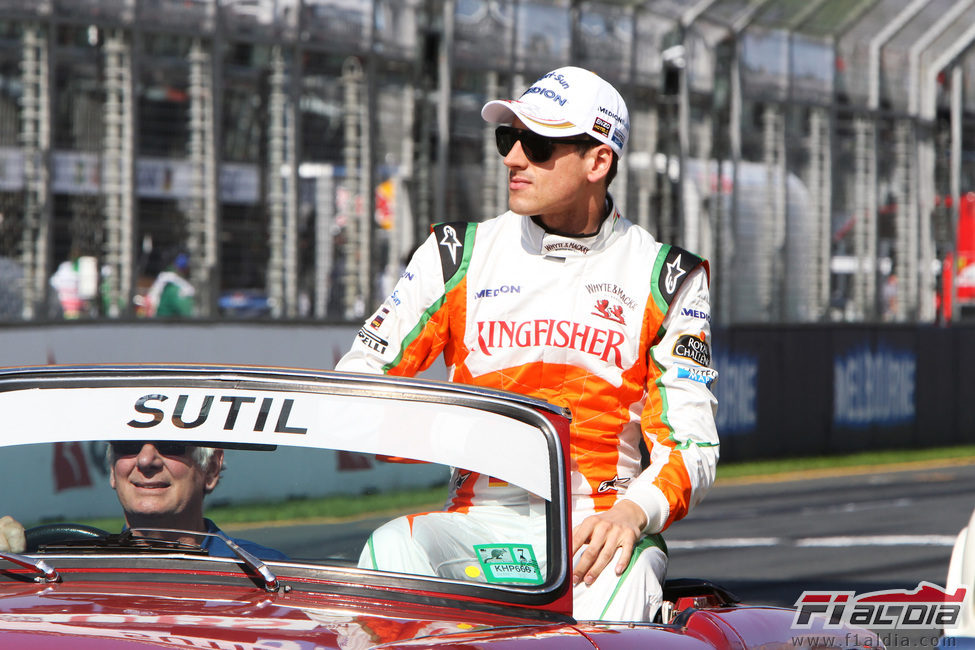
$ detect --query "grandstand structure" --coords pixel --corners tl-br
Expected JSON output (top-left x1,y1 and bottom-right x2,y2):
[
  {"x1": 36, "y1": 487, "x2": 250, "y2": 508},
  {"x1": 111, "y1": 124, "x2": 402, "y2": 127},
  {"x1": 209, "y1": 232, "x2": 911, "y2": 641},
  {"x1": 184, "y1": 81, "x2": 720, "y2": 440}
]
[{"x1": 0, "y1": 0, "x2": 973, "y2": 325}]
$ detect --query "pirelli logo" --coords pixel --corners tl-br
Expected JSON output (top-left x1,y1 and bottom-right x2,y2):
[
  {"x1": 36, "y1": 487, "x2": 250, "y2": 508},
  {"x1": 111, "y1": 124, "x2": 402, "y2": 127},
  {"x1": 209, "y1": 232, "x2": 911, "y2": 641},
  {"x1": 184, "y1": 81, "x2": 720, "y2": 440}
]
[{"x1": 356, "y1": 327, "x2": 389, "y2": 354}]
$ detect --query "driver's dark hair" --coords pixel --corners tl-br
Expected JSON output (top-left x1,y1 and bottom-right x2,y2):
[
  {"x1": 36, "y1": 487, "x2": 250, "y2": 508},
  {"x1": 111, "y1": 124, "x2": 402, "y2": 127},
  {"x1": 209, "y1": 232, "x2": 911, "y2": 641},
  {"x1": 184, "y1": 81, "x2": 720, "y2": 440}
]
[{"x1": 575, "y1": 137, "x2": 618, "y2": 188}]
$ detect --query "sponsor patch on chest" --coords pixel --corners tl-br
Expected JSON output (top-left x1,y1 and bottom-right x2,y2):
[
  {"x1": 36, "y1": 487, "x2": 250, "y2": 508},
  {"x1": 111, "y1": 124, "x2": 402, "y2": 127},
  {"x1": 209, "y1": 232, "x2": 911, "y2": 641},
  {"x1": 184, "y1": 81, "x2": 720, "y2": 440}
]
[
  {"x1": 585, "y1": 281, "x2": 640, "y2": 326},
  {"x1": 475, "y1": 319, "x2": 626, "y2": 369}
]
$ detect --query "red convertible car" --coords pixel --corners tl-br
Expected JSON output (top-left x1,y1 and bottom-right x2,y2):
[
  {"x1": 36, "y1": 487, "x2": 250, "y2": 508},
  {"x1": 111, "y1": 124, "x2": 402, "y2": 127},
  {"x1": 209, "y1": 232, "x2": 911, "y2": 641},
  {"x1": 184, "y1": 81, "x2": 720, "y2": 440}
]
[{"x1": 0, "y1": 364, "x2": 881, "y2": 648}]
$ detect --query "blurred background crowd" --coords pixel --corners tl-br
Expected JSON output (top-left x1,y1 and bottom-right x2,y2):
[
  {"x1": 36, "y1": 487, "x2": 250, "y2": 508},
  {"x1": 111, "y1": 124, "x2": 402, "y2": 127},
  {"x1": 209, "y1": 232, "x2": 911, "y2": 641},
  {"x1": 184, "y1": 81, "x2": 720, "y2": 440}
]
[{"x1": 1, "y1": 0, "x2": 974, "y2": 327}]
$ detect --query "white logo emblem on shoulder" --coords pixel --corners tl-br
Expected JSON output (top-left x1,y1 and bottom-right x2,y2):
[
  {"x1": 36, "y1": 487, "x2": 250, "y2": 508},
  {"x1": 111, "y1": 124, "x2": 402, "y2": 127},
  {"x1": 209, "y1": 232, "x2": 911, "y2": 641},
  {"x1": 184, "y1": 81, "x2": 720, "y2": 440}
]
[
  {"x1": 439, "y1": 225, "x2": 462, "y2": 264},
  {"x1": 665, "y1": 254, "x2": 686, "y2": 295},
  {"x1": 597, "y1": 476, "x2": 631, "y2": 493}
]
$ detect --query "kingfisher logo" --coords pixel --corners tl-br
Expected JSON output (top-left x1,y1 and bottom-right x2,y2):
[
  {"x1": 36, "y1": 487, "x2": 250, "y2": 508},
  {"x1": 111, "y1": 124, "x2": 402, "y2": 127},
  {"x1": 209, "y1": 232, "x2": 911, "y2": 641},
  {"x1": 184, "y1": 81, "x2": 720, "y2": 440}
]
[
  {"x1": 792, "y1": 582, "x2": 967, "y2": 630},
  {"x1": 475, "y1": 319, "x2": 625, "y2": 369}
]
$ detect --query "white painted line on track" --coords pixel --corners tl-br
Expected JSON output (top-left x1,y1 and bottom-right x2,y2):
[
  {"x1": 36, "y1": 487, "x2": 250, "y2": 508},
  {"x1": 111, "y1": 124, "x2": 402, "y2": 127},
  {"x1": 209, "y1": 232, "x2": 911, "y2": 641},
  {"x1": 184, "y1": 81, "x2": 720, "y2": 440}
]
[
  {"x1": 795, "y1": 535, "x2": 958, "y2": 547},
  {"x1": 668, "y1": 535, "x2": 957, "y2": 550},
  {"x1": 667, "y1": 537, "x2": 781, "y2": 549}
]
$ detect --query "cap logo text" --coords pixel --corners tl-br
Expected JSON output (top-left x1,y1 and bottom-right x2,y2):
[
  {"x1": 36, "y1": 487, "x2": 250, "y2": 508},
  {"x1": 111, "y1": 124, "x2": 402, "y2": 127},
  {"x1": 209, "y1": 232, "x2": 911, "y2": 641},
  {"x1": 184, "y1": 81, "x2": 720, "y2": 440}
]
[{"x1": 524, "y1": 87, "x2": 567, "y2": 106}]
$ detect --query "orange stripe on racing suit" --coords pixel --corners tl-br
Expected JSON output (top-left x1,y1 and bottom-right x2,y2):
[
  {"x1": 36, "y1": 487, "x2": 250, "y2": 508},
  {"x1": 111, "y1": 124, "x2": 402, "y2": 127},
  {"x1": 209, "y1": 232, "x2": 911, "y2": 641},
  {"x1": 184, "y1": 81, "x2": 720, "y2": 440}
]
[{"x1": 337, "y1": 203, "x2": 719, "y2": 536}]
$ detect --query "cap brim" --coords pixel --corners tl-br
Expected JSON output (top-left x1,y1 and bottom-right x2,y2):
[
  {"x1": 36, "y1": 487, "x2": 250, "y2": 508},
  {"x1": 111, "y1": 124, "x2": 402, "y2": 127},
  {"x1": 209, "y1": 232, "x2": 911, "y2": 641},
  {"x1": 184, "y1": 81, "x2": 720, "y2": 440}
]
[
  {"x1": 481, "y1": 99, "x2": 585, "y2": 138},
  {"x1": 480, "y1": 100, "x2": 518, "y2": 125}
]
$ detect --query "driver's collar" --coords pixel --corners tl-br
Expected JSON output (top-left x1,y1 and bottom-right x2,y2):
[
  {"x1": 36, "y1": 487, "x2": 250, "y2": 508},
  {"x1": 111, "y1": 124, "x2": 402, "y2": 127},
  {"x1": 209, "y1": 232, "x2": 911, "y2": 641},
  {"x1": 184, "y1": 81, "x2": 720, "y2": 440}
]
[
  {"x1": 529, "y1": 197, "x2": 611, "y2": 238},
  {"x1": 522, "y1": 196, "x2": 620, "y2": 259}
]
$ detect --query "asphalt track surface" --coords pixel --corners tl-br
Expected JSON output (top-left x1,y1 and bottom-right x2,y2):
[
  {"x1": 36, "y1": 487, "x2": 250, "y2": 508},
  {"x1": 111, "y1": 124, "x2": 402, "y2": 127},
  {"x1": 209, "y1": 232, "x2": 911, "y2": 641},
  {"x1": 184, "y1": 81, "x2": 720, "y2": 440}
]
[
  {"x1": 665, "y1": 460, "x2": 975, "y2": 605},
  {"x1": 665, "y1": 459, "x2": 975, "y2": 646},
  {"x1": 238, "y1": 460, "x2": 975, "y2": 644}
]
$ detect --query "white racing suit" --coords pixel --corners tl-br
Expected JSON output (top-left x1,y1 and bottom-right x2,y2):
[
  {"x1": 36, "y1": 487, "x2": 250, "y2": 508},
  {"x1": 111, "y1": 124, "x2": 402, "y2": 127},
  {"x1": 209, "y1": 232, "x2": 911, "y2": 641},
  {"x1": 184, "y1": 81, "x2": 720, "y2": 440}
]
[{"x1": 338, "y1": 200, "x2": 719, "y2": 622}]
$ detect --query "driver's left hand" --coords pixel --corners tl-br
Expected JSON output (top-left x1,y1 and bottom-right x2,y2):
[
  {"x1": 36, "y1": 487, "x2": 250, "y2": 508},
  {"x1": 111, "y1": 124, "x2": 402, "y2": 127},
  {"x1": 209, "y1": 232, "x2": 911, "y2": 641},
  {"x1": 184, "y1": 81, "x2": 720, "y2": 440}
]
[
  {"x1": 0, "y1": 516, "x2": 25, "y2": 554},
  {"x1": 571, "y1": 500, "x2": 646, "y2": 586}
]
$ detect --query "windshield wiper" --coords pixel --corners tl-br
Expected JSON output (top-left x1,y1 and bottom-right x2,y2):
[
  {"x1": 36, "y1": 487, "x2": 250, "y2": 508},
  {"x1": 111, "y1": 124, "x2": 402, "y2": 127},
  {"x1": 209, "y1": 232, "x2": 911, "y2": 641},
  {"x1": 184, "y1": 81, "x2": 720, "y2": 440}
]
[
  {"x1": 211, "y1": 531, "x2": 279, "y2": 592},
  {"x1": 36, "y1": 532, "x2": 207, "y2": 555},
  {"x1": 0, "y1": 550, "x2": 60, "y2": 583},
  {"x1": 129, "y1": 528, "x2": 279, "y2": 592},
  {"x1": 17, "y1": 528, "x2": 279, "y2": 592}
]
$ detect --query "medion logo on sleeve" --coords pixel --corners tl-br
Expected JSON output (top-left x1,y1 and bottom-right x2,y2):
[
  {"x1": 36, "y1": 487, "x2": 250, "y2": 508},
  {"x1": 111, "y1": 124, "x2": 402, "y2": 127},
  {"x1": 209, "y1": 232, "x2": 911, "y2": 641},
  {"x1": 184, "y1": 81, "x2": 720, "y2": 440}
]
[{"x1": 680, "y1": 306, "x2": 711, "y2": 323}]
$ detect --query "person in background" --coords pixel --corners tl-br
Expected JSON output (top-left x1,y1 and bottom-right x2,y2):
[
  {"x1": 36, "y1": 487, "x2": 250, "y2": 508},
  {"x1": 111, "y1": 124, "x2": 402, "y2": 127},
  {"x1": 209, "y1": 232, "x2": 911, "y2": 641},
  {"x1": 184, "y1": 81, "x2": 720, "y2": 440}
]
[
  {"x1": 336, "y1": 66, "x2": 719, "y2": 622},
  {"x1": 0, "y1": 256, "x2": 62, "y2": 320},
  {"x1": 148, "y1": 252, "x2": 196, "y2": 318},
  {"x1": 0, "y1": 441, "x2": 286, "y2": 561},
  {"x1": 50, "y1": 253, "x2": 99, "y2": 318}
]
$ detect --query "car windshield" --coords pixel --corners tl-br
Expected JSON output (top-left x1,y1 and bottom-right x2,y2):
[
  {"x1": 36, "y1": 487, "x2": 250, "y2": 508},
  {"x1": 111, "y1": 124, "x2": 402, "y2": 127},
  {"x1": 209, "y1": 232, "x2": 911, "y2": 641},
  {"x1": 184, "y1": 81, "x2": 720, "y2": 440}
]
[{"x1": 0, "y1": 367, "x2": 567, "y2": 599}]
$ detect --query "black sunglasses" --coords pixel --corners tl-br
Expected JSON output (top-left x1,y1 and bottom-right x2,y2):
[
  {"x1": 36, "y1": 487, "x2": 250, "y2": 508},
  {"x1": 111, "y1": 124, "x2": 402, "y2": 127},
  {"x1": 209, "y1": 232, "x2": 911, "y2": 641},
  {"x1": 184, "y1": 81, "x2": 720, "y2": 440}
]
[
  {"x1": 110, "y1": 441, "x2": 191, "y2": 457},
  {"x1": 495, "y1": 126, "x2": 595, "y2": 163}
]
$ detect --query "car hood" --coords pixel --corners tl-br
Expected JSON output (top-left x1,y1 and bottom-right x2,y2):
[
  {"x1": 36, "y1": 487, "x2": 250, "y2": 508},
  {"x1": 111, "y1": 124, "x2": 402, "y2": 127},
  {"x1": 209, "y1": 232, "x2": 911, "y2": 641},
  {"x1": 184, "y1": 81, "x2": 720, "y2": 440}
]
[
  {"x1": 0, "y1": 582, "x2": 589, "y2": 649},
  {"x1": 0, "y1": 581, "x2": 729, "y2": 649}
]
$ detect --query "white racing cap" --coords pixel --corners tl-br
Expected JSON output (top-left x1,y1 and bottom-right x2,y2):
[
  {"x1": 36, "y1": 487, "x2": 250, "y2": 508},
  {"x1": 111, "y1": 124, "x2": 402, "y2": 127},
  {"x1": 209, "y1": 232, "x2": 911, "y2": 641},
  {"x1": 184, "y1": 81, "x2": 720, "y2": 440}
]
[{"x1": 481, "y1": 66, "x2": 630, "y2": 157}]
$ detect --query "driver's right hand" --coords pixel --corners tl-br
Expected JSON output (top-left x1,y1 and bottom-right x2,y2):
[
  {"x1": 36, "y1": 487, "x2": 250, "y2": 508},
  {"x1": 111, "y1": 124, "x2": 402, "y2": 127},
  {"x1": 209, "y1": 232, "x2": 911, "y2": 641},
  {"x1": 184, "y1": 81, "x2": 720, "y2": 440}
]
[{"x1": 0, "y1": 516, "x2": 25, "y2": 553}]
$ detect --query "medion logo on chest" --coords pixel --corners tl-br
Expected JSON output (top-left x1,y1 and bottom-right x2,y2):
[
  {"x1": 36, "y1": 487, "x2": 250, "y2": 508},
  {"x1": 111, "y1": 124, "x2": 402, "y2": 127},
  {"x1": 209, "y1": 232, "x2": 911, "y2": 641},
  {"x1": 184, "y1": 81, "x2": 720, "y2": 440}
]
[{"x1": 474, "y1": 285, "x2": 521, "y2": 299}]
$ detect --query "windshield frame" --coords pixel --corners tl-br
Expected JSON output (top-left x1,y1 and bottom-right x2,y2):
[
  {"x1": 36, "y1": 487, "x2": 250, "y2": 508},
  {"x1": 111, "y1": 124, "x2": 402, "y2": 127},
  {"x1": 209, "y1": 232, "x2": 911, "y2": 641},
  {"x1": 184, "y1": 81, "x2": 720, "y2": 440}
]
[{"x1": 0, "y1": 364, "x2": 574, "y2": 611}]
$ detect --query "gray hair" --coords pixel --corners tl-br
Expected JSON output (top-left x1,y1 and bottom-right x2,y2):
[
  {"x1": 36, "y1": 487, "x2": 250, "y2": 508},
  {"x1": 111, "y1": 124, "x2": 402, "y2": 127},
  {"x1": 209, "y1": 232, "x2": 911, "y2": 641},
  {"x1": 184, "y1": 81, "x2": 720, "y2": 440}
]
[{"x1": 192, "y1": 446, "x2": 218, "y2": 470}]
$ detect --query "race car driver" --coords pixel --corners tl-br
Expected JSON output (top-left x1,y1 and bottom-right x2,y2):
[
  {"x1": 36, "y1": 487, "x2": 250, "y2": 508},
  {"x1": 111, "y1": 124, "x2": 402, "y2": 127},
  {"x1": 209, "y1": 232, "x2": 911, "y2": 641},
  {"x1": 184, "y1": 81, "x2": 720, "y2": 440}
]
[{"x1": 336, "y1": 66, "x2": 719, "y2": 622}]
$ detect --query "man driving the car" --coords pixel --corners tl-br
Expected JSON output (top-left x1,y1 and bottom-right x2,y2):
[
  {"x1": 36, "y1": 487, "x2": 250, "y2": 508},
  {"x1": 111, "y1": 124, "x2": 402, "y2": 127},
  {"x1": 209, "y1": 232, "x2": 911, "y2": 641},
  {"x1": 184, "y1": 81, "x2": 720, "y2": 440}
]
[{"x1": 0, "y1": 441, "x2": 286, "y2": 561}]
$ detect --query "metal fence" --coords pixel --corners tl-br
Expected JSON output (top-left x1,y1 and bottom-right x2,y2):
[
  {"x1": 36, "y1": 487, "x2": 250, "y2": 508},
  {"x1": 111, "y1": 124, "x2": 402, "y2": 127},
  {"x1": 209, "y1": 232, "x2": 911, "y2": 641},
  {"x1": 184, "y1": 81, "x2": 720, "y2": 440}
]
[{"x1": 1, "y1": 0, "x2": 974, "y2": 327}]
